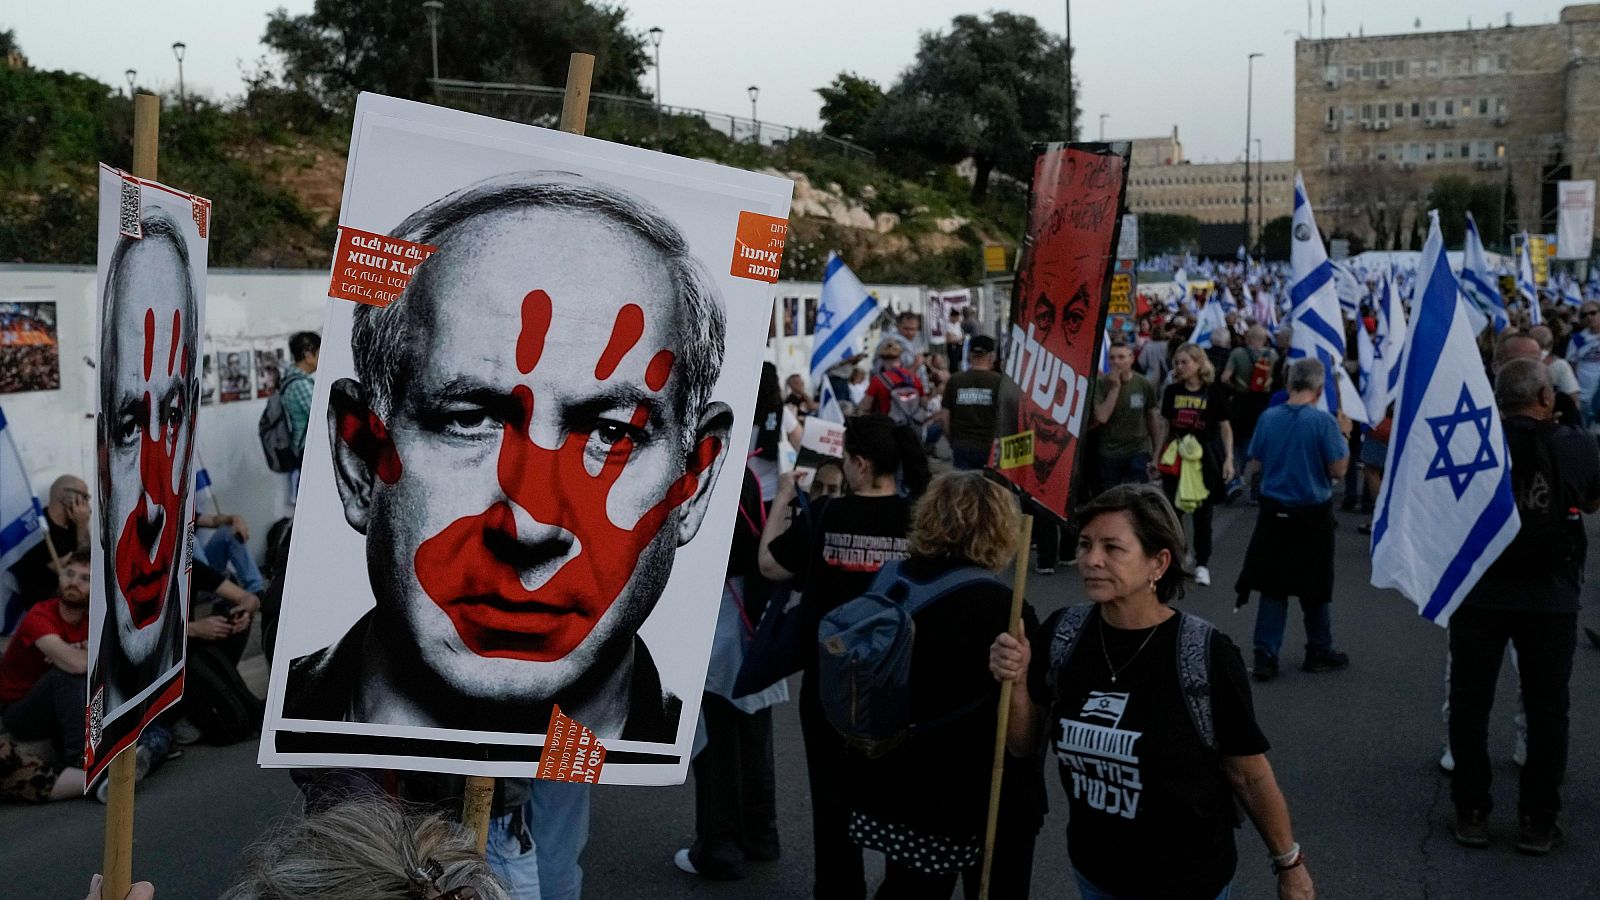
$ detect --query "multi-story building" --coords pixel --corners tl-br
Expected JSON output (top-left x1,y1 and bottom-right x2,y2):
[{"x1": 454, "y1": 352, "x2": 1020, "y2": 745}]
[
  {"x1": 1294, "y1": 4, "x2": 1600, "y2": 251},
  {"x1": 1122, "y1": 126, "x2": 1295, "y2": 242}
]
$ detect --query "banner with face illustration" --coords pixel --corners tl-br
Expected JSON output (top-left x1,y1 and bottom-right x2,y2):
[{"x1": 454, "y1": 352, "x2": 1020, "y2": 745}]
[
  {"x1": 259, "y1": 94, "x2": 793, "y2": 785},
  {"x1": 86, "y1": 165, "x2": 210, "y2": 783},
  {"x1": 997, "y1": 143, "x2": 1129, "y2": 521}
]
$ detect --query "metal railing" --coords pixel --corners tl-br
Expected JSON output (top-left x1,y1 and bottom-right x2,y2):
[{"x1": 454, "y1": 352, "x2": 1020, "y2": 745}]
[{"x1": 428, "y1": 78, "x2": 875, "y2": 160}]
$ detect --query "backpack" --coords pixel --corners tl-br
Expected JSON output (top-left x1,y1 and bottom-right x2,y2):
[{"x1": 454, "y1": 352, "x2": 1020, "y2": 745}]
[
  {"x1": 185, "y1": 641, "x2": 265, "y2": 745},
  {"x1": 258, "y1": 370, "x2": 306, "y2": 473},
  {"x1": 1248, "y1": 352, "x2": 1273, "y2": 393},
  {"x1": 875, "y1": 369, "x2": 928, "y2": 427},
  {"x1": 817, "y1": 561, "x2": 1002, "y2": 756},
  {"x1": 1495, "y1": 418, "x2": 1586, "y2": 572},
  {"x1": 1047, "y1": 605, "x2": 1218, "y2": 752}
]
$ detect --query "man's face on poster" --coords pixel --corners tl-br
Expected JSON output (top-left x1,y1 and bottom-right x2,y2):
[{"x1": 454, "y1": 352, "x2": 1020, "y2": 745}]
[
  {"x1": 333, "y1": 206, "x2": 728, "y2": 707},
  {"x1": 104, "y1": 237, "x2": 195, "y2": 664}
]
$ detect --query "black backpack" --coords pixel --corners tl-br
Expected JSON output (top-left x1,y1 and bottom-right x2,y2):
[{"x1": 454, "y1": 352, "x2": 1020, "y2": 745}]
[
  {"x1": 185, "y1": 642, "x2": 265, "y2": 745},
  {"x1": 258, "y1": 370, "x2": 306, "y2": 473},
  {"x1": 1496, "y1": 419, "x2": 1586, "y2": 572}
]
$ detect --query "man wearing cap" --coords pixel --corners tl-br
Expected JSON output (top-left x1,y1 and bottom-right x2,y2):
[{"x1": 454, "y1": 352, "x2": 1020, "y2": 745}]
[{"x1": 935, "y1": 335, "x2": 1016, "y2": 470}]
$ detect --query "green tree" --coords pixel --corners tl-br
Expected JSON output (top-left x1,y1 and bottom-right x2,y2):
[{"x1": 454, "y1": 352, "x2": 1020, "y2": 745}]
[
  {"x1": 1261, "y1": 215, "x2": 1292, "y2": 261},
  {"x1": 263, "y1": 0, "x2": 649, "y2": 109},
  {"x1": 865, "y1": 12, "x2": 1075, "y2": 203},
  {"x1": 1139, "y1": 213, "x2": 1200, "y2": 256},
  {"x1": 816, "y1": 72, "x2": 883, "y2": 145},
  {"x1": 1427, "y1": 174, "x2": 1504, "y2": 247}
]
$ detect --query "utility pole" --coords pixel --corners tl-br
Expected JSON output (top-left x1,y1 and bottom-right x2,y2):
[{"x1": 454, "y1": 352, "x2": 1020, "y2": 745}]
[
  {"x1": 1254, "y1": 137, "x2": 1265, "y2": 255},
  {"x1": 171, "y1": 43, "x2": 185, "y2": 111},
  {"x1": 1244, "y1": 52, "x2": 1263, "y2": 255},
  {"x1": 1064, "y1": 0, "x2": 1073, "y2": 138},
  {"x1": 648, "y1": 27, "x2": 663, "y2": 134},
  {"x1": 1099, "y1": 113, "x2": 1108, "y2": 140},
  {"x1": 422, "y1": 1, "x2": 444, "y2": 82}
]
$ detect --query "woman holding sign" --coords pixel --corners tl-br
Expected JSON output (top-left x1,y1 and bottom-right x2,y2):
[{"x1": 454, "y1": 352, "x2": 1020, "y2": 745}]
[{"x1": 988, "y1": 485, "x2": 1315, "y2": 900}]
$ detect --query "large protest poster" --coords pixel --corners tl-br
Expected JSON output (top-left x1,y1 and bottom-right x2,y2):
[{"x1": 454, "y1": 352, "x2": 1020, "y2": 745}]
[
  {"x1": 85, "y1": 164, "x2": 210, "y2": 783},
  {"x1": 259, "y1": 94, "x2": 793, "y2": 785},
  {"x1": 996, "y1": 143, "x2": 1129, "y2": 521}
]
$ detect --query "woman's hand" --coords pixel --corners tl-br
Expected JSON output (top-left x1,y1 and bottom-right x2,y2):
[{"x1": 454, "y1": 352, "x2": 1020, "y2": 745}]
[
  {"x1": 1277, "y1": 863, "x2": 1314, "y2": 899},
  {"x1": 989, "y1": 631, "x2": 1031, "y2": 683},
  {"x1": 1222, "y1": 457, "x2": 1236, "y2": 482}
]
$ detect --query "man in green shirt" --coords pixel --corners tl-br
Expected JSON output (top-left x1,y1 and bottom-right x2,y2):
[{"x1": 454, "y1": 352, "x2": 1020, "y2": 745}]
[{"x1": 1090, "y1": 341, "x2": 1162, "y2": 492}]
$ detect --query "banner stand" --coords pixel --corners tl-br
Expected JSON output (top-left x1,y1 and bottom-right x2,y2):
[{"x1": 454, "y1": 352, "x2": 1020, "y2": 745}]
[
  {"x1": 100, "y1": 90, "x2": 162, "y2": 900},
  {"x1": 459, "y1": 50, "x2": 598, "y2": 856},
  {"x1": 978, "y1": 513, "x2": 1034, "y2": 900}
]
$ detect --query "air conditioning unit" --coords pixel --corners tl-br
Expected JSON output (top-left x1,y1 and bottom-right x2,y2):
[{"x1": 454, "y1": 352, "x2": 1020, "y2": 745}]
[
  {"x1": 1360, "y1": 120, "x2": 1374, "y2": 130},
  {"x1": 1325, "y1": 78, "x2": 1338, "y2": 89},
  {"x1": 1400, "y1": 161, "x2": 1417, "y2": 171},
  {"x1": 1441, "y1": 118, "x2": 1456, "y2": 128},
  {"x1": 1494, "y1": 115, "x2": 1509, "y2": 126},
  {"x1": 1324, "y1": 120, "x2": 1340, "y2": 132},
  {"x1": 1484, "y1": 158, "x2": 1504, "y2": 169},
  {"x1": 1327, "y1": 163, "x2": 1343, "y2": 174},
  {"x1": 1376, "y1": 120, "x2": 1391, "y2": 130},
  {"x1": 1377, "y1": 76, "x2": 1391, "y2": 88},
  {"x1": 1423, "y1": 117, "x2": 1436, "y2": 127}
]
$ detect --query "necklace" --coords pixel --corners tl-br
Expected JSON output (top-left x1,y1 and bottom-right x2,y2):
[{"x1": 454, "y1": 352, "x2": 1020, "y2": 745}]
[{"x1": 1097, "y1": 609, "x2": 1163, "y2": 684}]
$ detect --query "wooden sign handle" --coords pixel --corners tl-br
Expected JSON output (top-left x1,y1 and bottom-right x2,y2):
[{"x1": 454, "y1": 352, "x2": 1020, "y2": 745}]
[{"x1": 978, "y1": 513, "x2": 1034, "y2": 900}]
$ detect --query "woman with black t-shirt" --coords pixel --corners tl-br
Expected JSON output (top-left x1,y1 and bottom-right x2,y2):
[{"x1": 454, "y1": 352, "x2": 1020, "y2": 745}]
[
  {"x1": 757, "y1": 414, "x2": 929, "y2": 900},
  {"x1": 1160, "y1": 343, "x2": 1234, "y2": 587},
  {"x1": 989, "y1": 485, "x2": 1315, "y2": 900}
]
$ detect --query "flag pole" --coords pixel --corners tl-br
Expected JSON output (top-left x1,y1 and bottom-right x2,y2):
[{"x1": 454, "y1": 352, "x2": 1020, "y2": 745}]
[
  {"x1": 459, "y1": 50, "x2": 599, "y2": 857},
  {"x1": 979, "y1": 512, "x2": 1034, "y2": 900},
  {"x1": 101, "y1": 91, "x2": 161, "y2": 900}
]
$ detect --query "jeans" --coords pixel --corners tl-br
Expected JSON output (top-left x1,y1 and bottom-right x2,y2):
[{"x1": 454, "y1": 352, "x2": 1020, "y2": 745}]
[
  {"x1": 1252, "y1": 594, "x2": 1333, "y2": 661},
  {"x1": 1448, "y1": 607, "x2": 1576, "y2": 818},
  {"x1": 1074, "y1": 870, "x2": 1230, "y2": 900},
  {"x1": 1096, "y1": 452, "x2": 1150, "y2": 494},
  {"x1": 951, "y1": 445, "x2": 990, "y2": 471},
  {"x1": 690, "y1": 694, "x2": 780, "y2": 878},
  {"x1": 1, "y1": 667, "x2": 86, "y2": 761},
  {"x1": 530, "y1": 780, "x2": 589, "y2": 900},
  {"x1": 487, "y1": 805, "x2": 542, "y2": 899},
  {"x1": 201, "y1": 531, "x2": 266, "y2": 593},
  {"x1": 800, "y1": 679, "x2": 865, "y2": 900}
]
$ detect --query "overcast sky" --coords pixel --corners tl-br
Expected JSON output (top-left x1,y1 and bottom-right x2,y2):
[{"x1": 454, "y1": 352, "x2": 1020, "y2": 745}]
[{"x1": 6, "y1": 1, "x2": 1571, "y2": 162}]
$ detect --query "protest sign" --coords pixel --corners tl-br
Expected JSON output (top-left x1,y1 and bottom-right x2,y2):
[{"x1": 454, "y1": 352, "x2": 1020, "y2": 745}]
[
  {"x1": 793, "y1": 415, "x2": 846, "y2": 488},
  {"x1": 85, "y1": 163, "x2": 210, "y2": 784},
  {"x1": 259, "y1": 93, "x2": 793, "y2": 786},
  {"x1": 997, "y1": 142, "x2": 1129, "y2": 521}
]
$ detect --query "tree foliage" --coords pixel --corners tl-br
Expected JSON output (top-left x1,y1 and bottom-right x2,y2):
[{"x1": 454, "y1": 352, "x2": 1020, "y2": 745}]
[
  {"x1": 263, "y1": 0, "x2": 650, "y2": 109},
  {"x1": 1139, "y1": 213, "x2": 1201, "y2": 256},
  {"x1": 1261, "y1": 215, "x2": 1292, "y2": 261},
  {"x1": 816, "y1": 72, "x2": 883, "y2": 145},
  {"x1": 864, "y1": 12, "x2": 1075, "y2": 202},
  {"x1": 1426, "y1": 174, "x2": 1504, "y2": 248}
]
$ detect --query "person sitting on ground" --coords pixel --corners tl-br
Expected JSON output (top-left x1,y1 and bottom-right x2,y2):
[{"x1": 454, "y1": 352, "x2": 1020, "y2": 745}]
[
  {"x1": 785, "y1": 373, "x2": 817, "y2": 418},
  {"x1": 195, "y1": 511, "x2": 267, "y2": 594},
  {"x1": 6, "y1": 475, "x2": 91, "y2": 626},
  {"x1": 219, "y1": 794, "x2": 510, "y2": 900},
  {"x1": 0, "y1": 550, "x2": 92, "y2": 800}
]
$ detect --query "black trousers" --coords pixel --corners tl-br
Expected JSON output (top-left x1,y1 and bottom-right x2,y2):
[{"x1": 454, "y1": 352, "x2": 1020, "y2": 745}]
[
  {"x1": 689, "y1": 694, "x2": 780, "y2": 878},
  {"x1": 1162, "y1": 474, "x2": 1215, "y2": 566},
  {"x1": 1448, "y1": 606, "x2": 1576, "y2": 818},
  {"x1": 1, "y1": 667, "x2": 86, "y2": 761},
  {"x1": 800, "y1": 679, "x2": 865, "y2": 900},
  {"x1": 878, "y1": 863, "x2": 958, "y2": 899}
]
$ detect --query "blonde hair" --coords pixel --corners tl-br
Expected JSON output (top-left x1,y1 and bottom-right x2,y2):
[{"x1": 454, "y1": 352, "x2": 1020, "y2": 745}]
[
  {"x1": 909, "y1": 471, "x2": 1023, "y2": 572},
  {"x1": 220, "y1": 796, "x2": 509, "y2": 900},
  {"x1": 1172, "y1": 342, "x2": 1215, "y2": 384}
]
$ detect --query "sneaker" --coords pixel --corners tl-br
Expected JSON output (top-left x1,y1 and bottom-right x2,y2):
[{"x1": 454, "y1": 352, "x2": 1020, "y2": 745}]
[
  {"x1": 1302, "y1": 650, "x2": 1350, "y2": 673},
  {"x1": 1515, "y1": 815, "x2": 1564, "y2": 855},
  {"x1": 94, "y1": 747, "x2": 153, "y2": 804},
  {"x1": 1194, "y1": 565, "x2": 1211, "y2": 587},
  {"x1": 672, "y1": 848, "x2": 699, "y2": 876},
  {"x1": 1514, "y1": 731, "x2": 1527, "y2": 768},
  {"x1": 1452, "y1": 809, "x2": 1490, "y2": 848},
  {"x1": 1034, "y1": 565, "x2": 1055, "y2": 576},
  {"x1": 173, "y1": 718, "x2": 203, "y2": 746},
  {"x1": 1252, "y1": 654, "x2": 1279, "y2": 682},
  {"x1": 1439, "y1": 744, "x2": 1455, "y2": 774}
]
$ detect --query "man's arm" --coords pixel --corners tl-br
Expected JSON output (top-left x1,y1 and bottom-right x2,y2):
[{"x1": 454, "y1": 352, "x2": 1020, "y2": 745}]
[
  {"x1": 34, "y1": 633, "x2": 88, "y2": 675},
  {"x1": 1091, "y1": 379, "x2": 1121, "y2": 428},
  {"x1": 283, "y1": 374, "x2": 316, "y2": 457},
  {"x1": 758, "y1": 474, "x2": 802, "y2": 582},
  {"x1": 1146, "y1": 408, "x2": 1165, "y2": 458}
]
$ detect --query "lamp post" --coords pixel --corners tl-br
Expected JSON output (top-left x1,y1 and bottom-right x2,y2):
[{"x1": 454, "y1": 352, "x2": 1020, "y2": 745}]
[
  {"x1": 1244, "y1": 52, "x2": 1263, "y2": 255},
  {"x1": 422, "y1": 1, "x2": 444, "y2": 82},
  {"x1": 648, "y1": 27, "x2": 663, "y2": 134},
  {"x1": 1254, "y1": 137, "x2": 1264, "y2": 255},
  {"x1": 1064, "y1": 0, "x2": 1073, "y2": 138},
  {"x1": 1099, "y1": 113, "x2": 1108, "y2": 140},
  {"x1": 125, "y1": 69, "x2": 137, "y2": 97},
  {"x1": 748, "y1": 85, "x2": 760, "y2": 144},
  {"x1": 171, "y1": 42, "x2": 186, "y2": 110}
]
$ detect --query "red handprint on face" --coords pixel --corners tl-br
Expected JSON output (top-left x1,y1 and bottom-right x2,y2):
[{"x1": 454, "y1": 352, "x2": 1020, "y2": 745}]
[
  {"x1": 413, "y1": 290, "x2": 719, "y2": 661},
  {"x1": 114, "y1": 307, "x2": 190, "y2": 628}
]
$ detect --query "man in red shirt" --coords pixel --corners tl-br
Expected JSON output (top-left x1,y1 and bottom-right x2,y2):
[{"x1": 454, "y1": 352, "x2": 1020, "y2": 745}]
[
  {"x1": 864, "y1": 339, "x2": 927, "y2": 424},
  {"x1": 0, "y1": 549, "x2": 90, "y2": 769}
]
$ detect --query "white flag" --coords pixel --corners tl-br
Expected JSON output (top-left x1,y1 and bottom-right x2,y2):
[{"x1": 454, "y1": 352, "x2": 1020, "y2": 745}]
[{"x1": 1370, "y1": 212, "x2": 1520, "y2": 626}]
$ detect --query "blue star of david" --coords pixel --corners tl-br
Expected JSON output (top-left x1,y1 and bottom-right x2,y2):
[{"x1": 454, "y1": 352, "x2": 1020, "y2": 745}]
[
  {"x1": 1424, "y1": 385, "x2": 1497, "y2": 500},
  {"x1": 815, "y1": 305, "x2": 836, "y2": 332}
]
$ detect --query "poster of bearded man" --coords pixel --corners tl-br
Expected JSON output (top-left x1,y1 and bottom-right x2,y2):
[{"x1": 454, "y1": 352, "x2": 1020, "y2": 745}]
[
  {"x1": 259, "y1": 94, "x2": 793, "y2": 785},
  {"x1": 86, "y1": 164, "x2": 211, "y2": 784}
]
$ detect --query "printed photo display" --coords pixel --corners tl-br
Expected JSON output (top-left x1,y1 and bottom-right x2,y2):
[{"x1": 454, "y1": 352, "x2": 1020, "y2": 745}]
[
  {"x1": 259, "y1": 94, "x2": 793, "y2": 784},
  {"x1": 254, "y1": 339, "x2": 289, "y2": 399},
  {"x1": 86, "y1": 164, "x2": 210, "y2": 784},
  {"x1": 0, "y1": 300, "x2": 62, "y2": 394},
  {"x1": 998, "y1": 143, "x2": 1129, "y2": 521},
  {"x1": 217, "y1": 343, "x2": 252, "y2": 402}
]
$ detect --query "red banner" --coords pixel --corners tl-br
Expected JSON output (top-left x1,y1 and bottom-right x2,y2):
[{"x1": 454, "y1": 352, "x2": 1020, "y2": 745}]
[{"x1": 995, "y1": 143, "x2": 1130, "y2": 521}]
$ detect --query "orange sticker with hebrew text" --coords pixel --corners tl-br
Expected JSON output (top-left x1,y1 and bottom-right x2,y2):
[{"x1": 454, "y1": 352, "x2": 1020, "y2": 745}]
[
  {"x1": 327, "y1": 225, "x2": 438, "y2": 308},
  {"x1": 535, "y1": 704, "x2": 607, "y2": 783},
  {"x1": 731, "y1": 211, "x2": 788, "y2": 283}
]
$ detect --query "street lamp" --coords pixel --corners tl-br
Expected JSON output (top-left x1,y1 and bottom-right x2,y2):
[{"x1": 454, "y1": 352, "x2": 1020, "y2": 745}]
[
  {"x1": 648, "y1": 26, "x2": 663, "y2": 133},
  {"x1": 1254, "y1": 137, "x2": 1264, "y2": 255},
  {"x1": 748, "y1": 85, "x2": 760, "y2": 144},
  {"x1": 422, "y1": 1, "x2": 444, "y2": 82},
  {"x1": 1243, "y1": 51, "x2": 1263, "y2": 256},
  {"x1": 171, "y1": 42, "x2": 186, "y2": 110},
  {"x1": 1099, "y1": 113, "x2": 1108, "y2": 140},
  {"x1": 125, "y1": 69, "x2": 137, "y2": 97},
  {"x1": 1064, "y1": 0, "x2": 1073, "y2": 138}
]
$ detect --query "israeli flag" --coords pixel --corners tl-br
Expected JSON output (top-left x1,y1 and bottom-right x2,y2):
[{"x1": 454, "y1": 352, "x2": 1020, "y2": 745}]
[
  {"x1": 1099, "y1": 327, "x2": 1113, "y2": 375},
  {"x1": 1189, "y1": 298, "x2": 1228, "y2": 349},
  {"x1": 1562, "y1": 275, "x2": 1584, "y2": 308},
  {"x1": 1331, "y1": 262, "x2": 1364, "y2": 320},
  {"x1": 810, "y1": 252, "x2": 880, "y2": 383},
  {"x1": 1358, "y1": 275, "x2": 1407, "y2": 423},
  {"x1": 1370, "y1": 212, "x2": 1520, "y2": 626},
  {"x1": 1517, "y1": 235, "x2": 1538, "y2": 310},
  {"x1": 1218, "y1": 284, "x2": 1238, "y2": 313},
  {"x1": 194, "y1": 465, "x2": 220, "y2": 517},
  {"x1": 1287, "y1": 173, "x2": 1348, "y2": 415},
  {"x1": 1, "y1": 405, "x2": 46, "y2": 635},
  {"x1": 815, "y1": 377, "x2": 845, "y2": 424},
  {"x1": 1460, "y1": 212, "x2": 1509, "y2": 333}
]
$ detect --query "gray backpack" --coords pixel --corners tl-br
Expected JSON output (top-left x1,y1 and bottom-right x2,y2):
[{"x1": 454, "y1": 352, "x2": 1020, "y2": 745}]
[
  {"x1": 258, "y1": 370, "x2": 306, "y2": 473},
  {"x1": 1047, "y1": 605, "x2": 1217, "y2": 751}
]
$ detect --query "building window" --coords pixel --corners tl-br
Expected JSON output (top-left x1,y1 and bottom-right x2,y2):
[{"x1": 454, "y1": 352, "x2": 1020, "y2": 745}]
[
  {"x1": 1479, "y1": 97, "x2": 1489, "y2": 115},
  {"x1": 1443, "y1": 144, "x2": 1455, "y2": 160},
  {"x1": 1328, "y1": 144, "x2": 1342, "y2": 164},
  {"x1": 1460, "y1": 97, "x2": 1473, "y2": 117},
  {"x1": 1344, "y1": 105, "x2": 1356, "y2": 122},
  {"x1": 1497, "y1": 53, "x2": 1509, "y2": 72},
  {"x1": 1346, "y1": 65, "x2": 1360, "y2": 81},
  {"x1": 1376, "y1": 144, "x2": 1389, "y2": 162},
  {"x1": 1443, "y1": 99, "x2": 1454, "y2": 116},
  {"x1": 1477, "y1": 55, "x2": 1492, "y2": 74},
  {"x1": 1460, "y1": 143, "x2": 1470, "y2": 158},
  {"x1": 1410, "y1": 58, "x2": 1423, "y2": 77},
  {"x1": 1411, "y1": 101, "x2": 1421, "y2": 117},
  {"x1": 1379, "y1": 60, "x2": 1392, "y2": 77},
  {"x1": 1324, "y1": 64, "x2": 1341, "y2": 83},
  {"x1": 1426, "y1": 100, "x2": 1438, "y2": 117},
  {"x1": 1327, "y1": 105, "x2": 1337, "y2": 123},
  {"x1": 1496, "y1": 97, "x2": 1508, "y2": 115},
  {"x1": 1362, "y1": 103, "x2": 1373, "y2": 120},
  {"x1": 1396, "y1": 59, "x2": 1408, "y2": 77},
  {"x1": 1363, "y1": 61, "x2": 1376, "y2": 79},
  {"x1": 1378, "y1": 103, "x2": 1389, "y2": 119},
  {"x1": 1427, "y1": 59, "x2": 1441, "y2": 76},
  {"x1": 1407, "y1": 143, "x2": 1419, "y2": 162},
  {"x1": 1424, "y1": 143, "x2": 1436, "y2": 161}
]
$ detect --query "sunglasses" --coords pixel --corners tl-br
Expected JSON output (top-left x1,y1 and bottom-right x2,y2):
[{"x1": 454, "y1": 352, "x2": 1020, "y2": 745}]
[{"x1": 1585, "y1": 310, "x2": 1600, "y2": 318}]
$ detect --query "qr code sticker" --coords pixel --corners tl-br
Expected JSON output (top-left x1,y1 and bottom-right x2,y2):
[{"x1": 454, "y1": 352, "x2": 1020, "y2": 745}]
[
  {"x1": 191, "y1": 196, "x2": 210, "y2": 239},
  {"x1": 118, "y1": 177, "x2": 142, "y2": 239},
  {"x1": 88, "y1": 686, "x2": 105, "y2": 751}
]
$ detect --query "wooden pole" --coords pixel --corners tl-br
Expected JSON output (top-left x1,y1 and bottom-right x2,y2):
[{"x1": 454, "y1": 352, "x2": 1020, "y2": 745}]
[
  {"x1": 101, "y1": 91, "x2": 162, "y2": 900},
  {"x1": 978, "y1": 513, "x2": 1034, "y2": 900},
  {"x1": 461, "y1": 52, "x2": 598, "y2": 856}
]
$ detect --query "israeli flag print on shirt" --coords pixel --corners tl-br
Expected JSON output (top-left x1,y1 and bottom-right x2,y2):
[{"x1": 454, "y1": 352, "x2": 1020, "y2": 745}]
[{"x1": 1370, "y1": 211, "x2": 1520, "y2": 627}]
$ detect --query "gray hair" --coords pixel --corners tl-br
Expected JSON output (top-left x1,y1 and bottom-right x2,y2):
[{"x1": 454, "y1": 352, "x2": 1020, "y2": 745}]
[
  {"x1": 1528, "y1": 325, "x2": 1555, "y2": 352},
  {"x1": 219, "y1": 796, "x2": 509, "y2": 900},
  {"x1": 1287, "y1": 358, "x2": 1325, "y2": 394},
  {"x1": 1495, "y1": 357, "x2": 1552, "y2": 412},
  {"x1": 351, "y1": 172, "x2": 727, "y2": 431}
]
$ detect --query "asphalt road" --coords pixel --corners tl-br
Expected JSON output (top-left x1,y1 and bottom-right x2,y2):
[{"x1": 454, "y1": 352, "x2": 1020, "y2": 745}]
[{"x1": 5, "y1": 502, "x2": 1600, "y2": 898}]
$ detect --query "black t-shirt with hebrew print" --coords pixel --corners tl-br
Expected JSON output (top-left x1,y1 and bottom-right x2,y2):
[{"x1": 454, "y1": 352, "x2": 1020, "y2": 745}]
[{"x1": 1027, "y1": 606, "x2": 1269, "y2": 900}]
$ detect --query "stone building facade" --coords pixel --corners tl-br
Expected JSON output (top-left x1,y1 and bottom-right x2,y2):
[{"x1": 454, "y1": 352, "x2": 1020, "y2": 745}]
[
  {"x1": 1294, "y1": 4, "x2": 1600, "y2": 250},
  {"x1": 1122, "y1": 127, "x2": 1295, "y2": 241}
]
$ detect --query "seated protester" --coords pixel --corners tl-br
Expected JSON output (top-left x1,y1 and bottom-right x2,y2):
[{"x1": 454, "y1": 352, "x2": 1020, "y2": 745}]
[
  {"x1": 5, "y1": 475, "x2": 90, "y2": 631},
  {"x1": 180, "y1": 561, "x2": 265, "y2": 747},
  {"x1": 1, "y1": 734, "x2": 84, "y2": 802},
  {"x1": 0, "y1": 549, "x2": 93, "y2": 798},
  {"x1": 195, "y1": 511, "x2": 267, "y2": 594}
]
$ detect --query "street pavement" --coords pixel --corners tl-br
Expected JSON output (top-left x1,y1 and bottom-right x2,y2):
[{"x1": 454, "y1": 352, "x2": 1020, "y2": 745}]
[{"x1": 4, "y1": 502, "x2": 1600, "y2": 898}]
